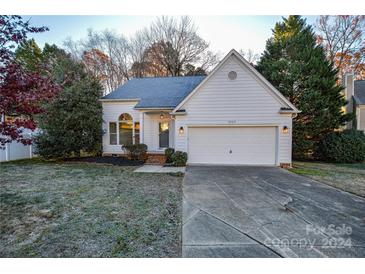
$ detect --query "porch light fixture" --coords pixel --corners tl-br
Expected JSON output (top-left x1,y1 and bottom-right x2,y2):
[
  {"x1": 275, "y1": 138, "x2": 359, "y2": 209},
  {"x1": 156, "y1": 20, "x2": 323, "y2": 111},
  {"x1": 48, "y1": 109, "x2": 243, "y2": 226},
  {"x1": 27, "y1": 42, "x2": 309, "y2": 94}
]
[
  {"x1": 160, "y1": 112, "x2": 164, "y2": 119},
  {"x1": 282, "y1": 126, "x2": 289, "y2": 134},
  {"x1": 179, "y1": 126, "x2": 184, "y2": 135}
]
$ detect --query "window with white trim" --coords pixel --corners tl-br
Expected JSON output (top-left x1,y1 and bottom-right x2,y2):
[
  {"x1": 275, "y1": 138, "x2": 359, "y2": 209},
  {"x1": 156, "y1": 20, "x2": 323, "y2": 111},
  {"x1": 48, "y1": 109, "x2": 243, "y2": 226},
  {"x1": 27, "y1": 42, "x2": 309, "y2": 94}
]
[
  {"x1": 109, "y1": 122, "x2": 117, "y2": 145},
  {"x1": 134, "y1": 122, "x2": 140, "y2": 144},
  {"x1": 119, "y1": 113, "x2": 133, "y2": 145}
]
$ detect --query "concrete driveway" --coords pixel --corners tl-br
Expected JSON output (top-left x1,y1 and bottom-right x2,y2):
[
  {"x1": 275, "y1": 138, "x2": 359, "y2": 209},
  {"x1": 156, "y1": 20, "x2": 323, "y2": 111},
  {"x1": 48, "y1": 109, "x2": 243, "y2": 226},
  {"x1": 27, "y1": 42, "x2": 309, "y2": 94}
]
[{"x1": 182, "y1": 166, "x2": 365, "y2": 257}]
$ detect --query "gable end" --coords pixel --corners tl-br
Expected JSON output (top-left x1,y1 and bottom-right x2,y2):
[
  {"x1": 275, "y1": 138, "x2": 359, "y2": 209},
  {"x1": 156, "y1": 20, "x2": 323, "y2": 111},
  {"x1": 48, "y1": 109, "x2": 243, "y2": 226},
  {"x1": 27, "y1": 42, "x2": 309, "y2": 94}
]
[{"x1": 172, "y1": 49, "x2": 299, "y2": 114}]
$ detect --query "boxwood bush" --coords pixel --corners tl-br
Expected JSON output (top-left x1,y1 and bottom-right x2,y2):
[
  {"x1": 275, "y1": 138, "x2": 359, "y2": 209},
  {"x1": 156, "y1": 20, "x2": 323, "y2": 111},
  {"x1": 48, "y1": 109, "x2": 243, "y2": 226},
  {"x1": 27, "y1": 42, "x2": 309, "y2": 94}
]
[
  {"x1": 316, "y1": 130, "x2": 365, "y2": 163},
  {"x1": 171, "y1": 151, "x2": 188, "y2": 166},
  {"x1": 122, "y1": 143, "x2": 148, "y2": 161},
  {"x1": 164, "y1": 147, "x2": 175, "y2": 163}
]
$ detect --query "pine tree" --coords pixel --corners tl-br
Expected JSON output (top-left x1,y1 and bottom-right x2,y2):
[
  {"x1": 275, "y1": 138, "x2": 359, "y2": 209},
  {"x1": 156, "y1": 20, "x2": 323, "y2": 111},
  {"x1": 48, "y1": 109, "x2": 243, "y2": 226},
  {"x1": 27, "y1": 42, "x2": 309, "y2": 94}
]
[{"x1": 256, "y1": 16, "x2": 353, "y2": 159}]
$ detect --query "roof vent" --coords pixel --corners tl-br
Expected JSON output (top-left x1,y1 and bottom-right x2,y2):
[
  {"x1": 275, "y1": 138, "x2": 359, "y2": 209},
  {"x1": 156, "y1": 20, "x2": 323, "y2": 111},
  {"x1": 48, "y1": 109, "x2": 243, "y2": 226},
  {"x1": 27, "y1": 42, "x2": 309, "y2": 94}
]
[{"x1": 228, "y1": 71, "x2": 237, "y2": 80}]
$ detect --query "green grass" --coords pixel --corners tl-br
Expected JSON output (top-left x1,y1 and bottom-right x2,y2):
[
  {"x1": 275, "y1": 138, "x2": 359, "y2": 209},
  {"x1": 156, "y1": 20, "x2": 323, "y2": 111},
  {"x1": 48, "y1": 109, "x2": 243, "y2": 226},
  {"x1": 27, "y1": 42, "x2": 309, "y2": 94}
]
[
  {"x1": 0, "y1": 159, "x2": 182, "y2": 257},
  {"x1": 291, "y1": 161, "x2": 365, "y2": 197}
]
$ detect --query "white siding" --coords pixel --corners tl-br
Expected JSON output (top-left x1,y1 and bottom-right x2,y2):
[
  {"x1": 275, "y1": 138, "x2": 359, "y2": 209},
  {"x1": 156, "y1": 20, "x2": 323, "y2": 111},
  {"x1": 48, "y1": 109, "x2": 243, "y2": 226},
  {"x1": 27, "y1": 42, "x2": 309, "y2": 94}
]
[
  {"x1": 175, "y1": 55, "x2": 293, "y2": 165},
  {"x1": 358, "y1": 107, "x2": 365, "y2": 131},
  {"x1": 169, "y1": 119, "x2": 175, "y2": 149},
  {"x1": 102, "y1": 101, "x2": 140, "y2": 154},
  {"x1": 143, "y1": 114, "x2": 159, "y2": 151}
]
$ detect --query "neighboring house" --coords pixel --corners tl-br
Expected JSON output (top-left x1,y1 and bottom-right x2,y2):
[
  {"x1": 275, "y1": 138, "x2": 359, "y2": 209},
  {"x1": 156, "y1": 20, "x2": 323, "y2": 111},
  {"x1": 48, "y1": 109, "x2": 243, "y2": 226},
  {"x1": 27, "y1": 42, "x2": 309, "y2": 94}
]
[
  {"x1": 101, "y1": 49, "x2": 300, "y2": 167},
  {"x1": 343, "y1": 74, "x2": 365, "y2": 131}
]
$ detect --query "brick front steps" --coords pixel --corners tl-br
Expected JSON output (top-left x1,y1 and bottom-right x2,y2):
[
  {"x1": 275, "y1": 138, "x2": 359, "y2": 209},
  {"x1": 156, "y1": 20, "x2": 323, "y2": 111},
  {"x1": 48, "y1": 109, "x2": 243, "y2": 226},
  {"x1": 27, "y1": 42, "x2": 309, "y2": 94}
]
[{"x1": 145, "y1": 153, "x2": 166, "y2": 165}]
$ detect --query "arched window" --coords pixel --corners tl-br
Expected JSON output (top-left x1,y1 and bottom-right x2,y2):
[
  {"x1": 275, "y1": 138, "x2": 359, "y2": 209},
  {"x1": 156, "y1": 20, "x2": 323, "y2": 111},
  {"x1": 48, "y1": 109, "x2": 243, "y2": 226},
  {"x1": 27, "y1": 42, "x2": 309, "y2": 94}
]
[{"x1": 119, "y1": 113, "x2": 133, "y2": 145}]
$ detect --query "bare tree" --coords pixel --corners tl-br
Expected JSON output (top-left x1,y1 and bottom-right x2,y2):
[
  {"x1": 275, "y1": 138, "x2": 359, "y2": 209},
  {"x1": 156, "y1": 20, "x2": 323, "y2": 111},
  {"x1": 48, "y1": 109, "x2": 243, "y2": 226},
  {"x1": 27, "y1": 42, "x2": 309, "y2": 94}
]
[
  {"x1": 64, "y1": 29, "x2": 131, "y2": 93},
  {"x1": 145, "y1": 16, "x2": 218, "y2": 76},
  {"x1": 128, "y1": 30, "x2": 152, "y2": 78},
  {"x1": 82, "y1": 29, "x2": 130, "y2": 91},
  {"x1": 62, "y1": 16, "x2": 219, "y2": 94},
  {"x1": 199, "y1": 50, "x2": 220, "y2": 71},
  {"x1": 316, "y1": 15, "x2": 365, "y2": 79},
  {"x1": 239, "y1": 49, "x2": 260, "y2": 65},
  {"x1": 63, "y1": 37, "x2": 83, "y2": 60},
  {"x1": 82, "y1": 48, "x2": 110, "y2": 90}
]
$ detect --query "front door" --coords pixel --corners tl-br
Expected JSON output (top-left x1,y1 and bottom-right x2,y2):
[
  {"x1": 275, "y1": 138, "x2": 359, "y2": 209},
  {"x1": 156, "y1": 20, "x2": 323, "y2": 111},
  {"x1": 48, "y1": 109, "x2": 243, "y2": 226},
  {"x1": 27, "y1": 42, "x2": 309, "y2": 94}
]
[{"x1": 159, "y1": 122, "x2": 169, "y2": 148}]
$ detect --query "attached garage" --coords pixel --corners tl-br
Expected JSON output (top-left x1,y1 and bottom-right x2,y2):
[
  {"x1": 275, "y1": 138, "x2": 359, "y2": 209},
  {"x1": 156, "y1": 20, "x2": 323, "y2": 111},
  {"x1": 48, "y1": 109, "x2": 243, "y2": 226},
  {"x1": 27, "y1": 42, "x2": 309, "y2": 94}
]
[
  {"x1": 188, "y1": 126, "x2": 277, "y2": 165},
  {"x1": 171, "y1": 50, "x2": 299, "y2": 167}
]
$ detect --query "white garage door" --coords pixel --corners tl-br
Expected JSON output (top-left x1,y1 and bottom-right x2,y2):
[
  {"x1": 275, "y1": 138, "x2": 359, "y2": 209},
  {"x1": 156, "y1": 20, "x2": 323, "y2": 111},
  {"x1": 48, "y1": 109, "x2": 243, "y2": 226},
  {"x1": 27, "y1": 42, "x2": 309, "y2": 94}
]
[{"x1": 188, "y1": 126, "x2": 277, "y2": 165}]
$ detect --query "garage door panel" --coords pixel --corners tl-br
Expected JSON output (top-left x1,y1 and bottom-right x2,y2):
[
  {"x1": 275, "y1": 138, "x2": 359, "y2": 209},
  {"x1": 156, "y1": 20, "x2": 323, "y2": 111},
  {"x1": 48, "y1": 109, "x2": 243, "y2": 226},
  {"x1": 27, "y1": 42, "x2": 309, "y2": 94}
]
[{"x1": 188, "y1": 127, "x2": 276, "y2": 165}]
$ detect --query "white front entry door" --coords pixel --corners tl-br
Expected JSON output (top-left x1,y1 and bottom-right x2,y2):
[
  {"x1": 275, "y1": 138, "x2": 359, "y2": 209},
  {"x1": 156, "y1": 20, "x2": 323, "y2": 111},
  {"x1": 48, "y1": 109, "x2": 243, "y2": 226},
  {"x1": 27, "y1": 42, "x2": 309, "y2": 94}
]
[{"x1": 188, "y1": 126, "x2": 277, "y2": 165}]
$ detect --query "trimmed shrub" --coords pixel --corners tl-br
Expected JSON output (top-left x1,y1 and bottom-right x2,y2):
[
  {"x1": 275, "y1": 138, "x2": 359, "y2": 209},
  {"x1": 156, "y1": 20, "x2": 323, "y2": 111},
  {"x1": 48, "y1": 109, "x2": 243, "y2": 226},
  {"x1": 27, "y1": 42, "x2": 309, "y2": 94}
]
[
  {"x1": 171, "y1": 151, "x2": 188, "y2": 166},
  {"x1": 316, "y1": 130, "x2": 365, "y2": 163},
  {"x1": 164, "y1": 147, "x2": 175, "y2": 163},
  {"x1": 122, "y1": 143, "x2": 148, "y2": 162}
]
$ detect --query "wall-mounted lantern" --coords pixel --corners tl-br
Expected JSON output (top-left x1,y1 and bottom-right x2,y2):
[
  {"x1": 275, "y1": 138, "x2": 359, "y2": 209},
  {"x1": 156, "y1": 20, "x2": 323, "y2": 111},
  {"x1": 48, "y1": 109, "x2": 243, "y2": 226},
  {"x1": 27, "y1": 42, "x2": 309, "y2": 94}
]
[
  {"x1": 160, "y1": 112, "x2": 164, "y2": 119},
  {"x1": 179, "y1": 126, "x2": 184, "y2": 135},
  {"x1": 282, "y1": 126, "x2": 289, "y2": 134}
]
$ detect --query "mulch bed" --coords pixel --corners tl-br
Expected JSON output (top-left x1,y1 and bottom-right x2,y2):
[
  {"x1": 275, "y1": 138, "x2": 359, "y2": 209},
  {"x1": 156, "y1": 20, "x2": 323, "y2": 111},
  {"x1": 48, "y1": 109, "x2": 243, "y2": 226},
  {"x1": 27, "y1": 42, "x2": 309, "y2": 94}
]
[{"x1": 64, "y1": 156, "x2": 144, "y2": 166}]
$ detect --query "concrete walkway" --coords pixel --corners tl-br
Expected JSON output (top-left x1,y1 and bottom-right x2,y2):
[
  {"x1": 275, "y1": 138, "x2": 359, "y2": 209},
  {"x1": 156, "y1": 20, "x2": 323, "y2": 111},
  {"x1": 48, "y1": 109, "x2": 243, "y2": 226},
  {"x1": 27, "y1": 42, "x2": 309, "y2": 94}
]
[
  {"x1": 183, "y1": 166, "x2": 365, "y2": 258},
  {"x1": 134, "y1": 165, "x2": 185, "y2": 173}
]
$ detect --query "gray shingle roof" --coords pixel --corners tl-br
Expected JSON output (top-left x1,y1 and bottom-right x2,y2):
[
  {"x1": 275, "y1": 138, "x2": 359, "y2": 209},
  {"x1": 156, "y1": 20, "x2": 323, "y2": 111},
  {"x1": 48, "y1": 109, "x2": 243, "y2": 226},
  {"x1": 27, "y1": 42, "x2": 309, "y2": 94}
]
[
  {"x1": 102, "y1": 76, "x2": 206, "y2": 108},
  {"x1": 354, "y1": 80, "x2": 365, "y2": 105}
]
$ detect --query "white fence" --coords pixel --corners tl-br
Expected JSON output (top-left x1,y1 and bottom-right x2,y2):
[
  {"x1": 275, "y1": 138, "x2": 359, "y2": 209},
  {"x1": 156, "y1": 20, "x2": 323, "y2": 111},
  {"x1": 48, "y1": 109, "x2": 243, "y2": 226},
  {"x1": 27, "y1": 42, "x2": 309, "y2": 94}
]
[{"x1": 0, "y1": 142, "x2": 33, "y2": 162}]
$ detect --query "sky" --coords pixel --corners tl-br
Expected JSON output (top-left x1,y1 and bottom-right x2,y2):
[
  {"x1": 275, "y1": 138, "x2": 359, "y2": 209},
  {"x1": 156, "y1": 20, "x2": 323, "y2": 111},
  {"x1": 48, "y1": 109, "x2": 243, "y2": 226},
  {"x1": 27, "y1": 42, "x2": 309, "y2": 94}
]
[{"x1": 24, "y1": 15, "x2": 317, "y2": 56}]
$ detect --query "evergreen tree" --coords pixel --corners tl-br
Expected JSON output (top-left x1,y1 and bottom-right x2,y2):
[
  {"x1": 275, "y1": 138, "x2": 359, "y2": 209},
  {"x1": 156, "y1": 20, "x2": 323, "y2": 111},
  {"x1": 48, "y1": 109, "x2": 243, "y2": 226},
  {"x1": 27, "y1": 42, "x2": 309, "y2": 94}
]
[
  {"x1": 34, "y1": 45, "x2": 103, "y2": 158},
  {"x1": 256, "y1": 16, "x2": 353, "y2": 158},
  {"x1": 15, "y1": 38, "x2": 43, "y2": 72}
]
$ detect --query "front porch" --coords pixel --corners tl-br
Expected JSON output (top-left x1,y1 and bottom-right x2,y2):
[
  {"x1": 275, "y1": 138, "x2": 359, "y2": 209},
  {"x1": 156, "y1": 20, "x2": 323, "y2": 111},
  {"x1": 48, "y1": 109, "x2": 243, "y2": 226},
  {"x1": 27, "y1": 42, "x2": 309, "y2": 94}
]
[
  {"x1": 140, "y1": 110, "x2": 175, "y2": 153},
  {"x1": 102, "y1": 108, "x2": 176, "y2": 156}
]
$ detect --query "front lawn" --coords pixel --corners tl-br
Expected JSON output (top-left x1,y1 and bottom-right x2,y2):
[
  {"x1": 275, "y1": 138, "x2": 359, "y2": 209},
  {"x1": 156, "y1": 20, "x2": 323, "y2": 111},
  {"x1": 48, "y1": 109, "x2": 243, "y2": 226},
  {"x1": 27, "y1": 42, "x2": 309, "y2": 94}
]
[
  {"x1": 0, "y1": 159, "x2": 182, "y2": 257},
  {"x1": 291, "y1": 161, "x2": 365, "y2": 197}
]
